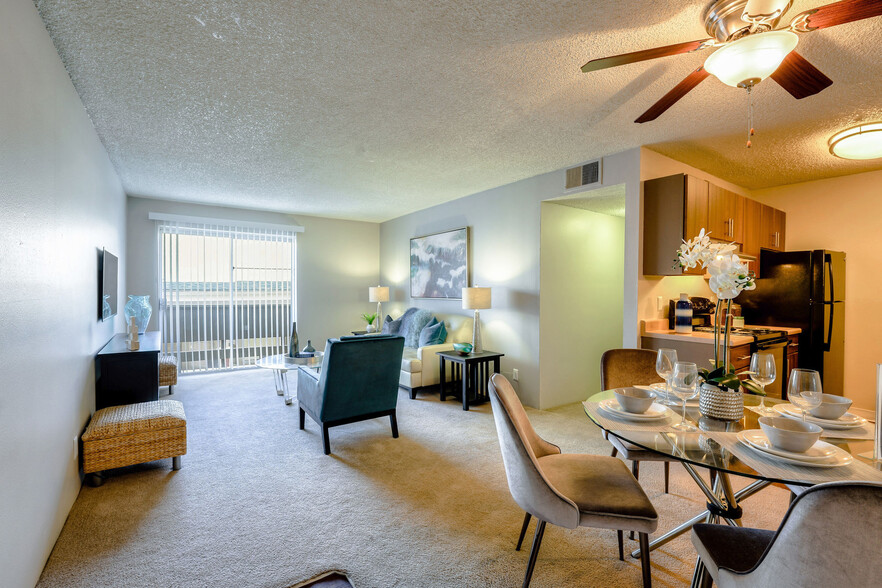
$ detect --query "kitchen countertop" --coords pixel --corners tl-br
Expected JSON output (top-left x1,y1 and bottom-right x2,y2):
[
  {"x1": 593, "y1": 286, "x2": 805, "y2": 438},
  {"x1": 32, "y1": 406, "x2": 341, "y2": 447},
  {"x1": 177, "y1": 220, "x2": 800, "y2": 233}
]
[{"x1": 641, "y1": 319, "x2": 801, "y2": 347}]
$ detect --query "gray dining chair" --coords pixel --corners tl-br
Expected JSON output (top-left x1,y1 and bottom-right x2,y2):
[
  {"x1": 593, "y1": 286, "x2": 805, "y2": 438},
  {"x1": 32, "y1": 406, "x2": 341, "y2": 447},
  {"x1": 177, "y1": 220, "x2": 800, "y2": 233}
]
[
  {"x1": 601, "y1": 349, "x2": 672, "y2": 493},
  {"x1": 691, "y1": 481, "x2": 882, "y2": 587},
  {"x1": 488, "y1": 374, "x2": 658, "y2": 588}
]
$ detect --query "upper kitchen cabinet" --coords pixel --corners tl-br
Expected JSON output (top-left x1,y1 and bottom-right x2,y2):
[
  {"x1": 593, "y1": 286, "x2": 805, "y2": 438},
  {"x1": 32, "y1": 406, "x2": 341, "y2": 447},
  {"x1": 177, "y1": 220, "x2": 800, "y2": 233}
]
[
  {"x1": 742, "y1": 198, "x2": 763, "y2": 259},
  {"x1": 760, "y1": 205, "x2": 786, "y2": 251},
  {"x1": 707, "y1": 184, "x2": 744, "y2": 243},
  {"x1": 643, "y1": 174, "x2": 708, "y2": 276}
]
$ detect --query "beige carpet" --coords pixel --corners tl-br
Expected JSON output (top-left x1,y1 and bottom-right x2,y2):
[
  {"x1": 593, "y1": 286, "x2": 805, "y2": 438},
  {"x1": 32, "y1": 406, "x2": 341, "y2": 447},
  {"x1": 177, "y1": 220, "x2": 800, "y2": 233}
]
[{"x1": 38, "y1": 370, "x2": 790, "y2": 587}]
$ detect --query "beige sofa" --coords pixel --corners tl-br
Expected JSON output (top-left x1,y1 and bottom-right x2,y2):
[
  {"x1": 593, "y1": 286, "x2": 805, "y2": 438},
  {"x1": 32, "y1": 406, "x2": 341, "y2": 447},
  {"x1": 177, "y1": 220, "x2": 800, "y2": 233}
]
[{"x1": 400, "y1": 313, "x2": 473, "y2": 398}]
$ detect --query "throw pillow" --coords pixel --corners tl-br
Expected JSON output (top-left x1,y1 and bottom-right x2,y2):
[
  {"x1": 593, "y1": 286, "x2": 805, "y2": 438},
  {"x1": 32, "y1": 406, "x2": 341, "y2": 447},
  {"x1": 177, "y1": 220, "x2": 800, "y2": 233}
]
[
  {"x1": 402, "y1": 309, "x2": 434, "y2": 348},
  {"x1": 419, "y1": 319, "x2": 447, "y2": 347},
  {"x1": 382, "y1": 314, "x2": 402, "y2": 335}
]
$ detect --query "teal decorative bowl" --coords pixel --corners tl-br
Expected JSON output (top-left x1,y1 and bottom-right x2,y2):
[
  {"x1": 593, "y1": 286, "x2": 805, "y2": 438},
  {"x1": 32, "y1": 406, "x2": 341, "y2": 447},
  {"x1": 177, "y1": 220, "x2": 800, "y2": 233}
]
[{"x1": 453, "y1": 342, "x2": 473, "y2": 356}]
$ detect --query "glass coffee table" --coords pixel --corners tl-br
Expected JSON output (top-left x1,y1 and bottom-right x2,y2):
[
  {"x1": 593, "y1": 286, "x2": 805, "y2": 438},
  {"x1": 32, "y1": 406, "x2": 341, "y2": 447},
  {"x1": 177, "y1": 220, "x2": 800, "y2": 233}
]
[{"x1": 256, "y1": 353, "x2": 323, "y2": 405}]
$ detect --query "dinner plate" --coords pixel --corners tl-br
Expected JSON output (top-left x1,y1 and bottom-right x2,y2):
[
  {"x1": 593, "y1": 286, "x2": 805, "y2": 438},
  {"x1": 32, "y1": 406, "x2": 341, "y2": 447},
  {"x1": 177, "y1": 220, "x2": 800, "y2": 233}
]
[
  {"x1": 773, "y1": 403, "x2": 866, "y2": 429},
  {"x1": 736, "y1": 431, "x2": 853, "y2": 468},
  {"x1": 598, "y1": 399, "x2": 669, "y2": 421},
  {"x1": 738, "y1": 429, "x2": 836, "y2": 462}
]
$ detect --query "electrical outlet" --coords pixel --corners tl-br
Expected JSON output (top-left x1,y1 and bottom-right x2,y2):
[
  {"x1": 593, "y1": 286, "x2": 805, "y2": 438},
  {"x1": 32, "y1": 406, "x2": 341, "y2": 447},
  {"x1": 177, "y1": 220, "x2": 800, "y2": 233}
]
[
  {"x1": 512, "y1": 368, "x2": 519, "y2": 381},
  {"x1": 73, "y1": 436, "x2": 78, "y2": 461}
]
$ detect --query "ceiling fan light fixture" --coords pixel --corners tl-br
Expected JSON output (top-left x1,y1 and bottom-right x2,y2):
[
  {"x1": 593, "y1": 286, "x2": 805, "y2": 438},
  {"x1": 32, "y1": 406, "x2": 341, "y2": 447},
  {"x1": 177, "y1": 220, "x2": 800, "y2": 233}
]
[
  {"x1": 829, "y1": 123, "x2": 882, "y2": 160},
  {"x1": 704, "y1": 30, "x2": 798, "y2": 88}
]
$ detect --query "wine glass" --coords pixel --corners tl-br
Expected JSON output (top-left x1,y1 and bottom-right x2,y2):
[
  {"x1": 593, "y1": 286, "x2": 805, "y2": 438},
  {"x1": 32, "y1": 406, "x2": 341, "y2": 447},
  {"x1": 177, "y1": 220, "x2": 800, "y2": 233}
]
[
  {"x1": 670, "y1": 361, "x2": 699, "y2": 431},
  {"x1": 656, "y1": 348, "x2": 678, "y2": 403},
  {"x1": 787, "y1": 368, "x2": 823, "y2": 422},
  {"x1": 750, "y1": 352, "x2": 777, "y2": 415}
]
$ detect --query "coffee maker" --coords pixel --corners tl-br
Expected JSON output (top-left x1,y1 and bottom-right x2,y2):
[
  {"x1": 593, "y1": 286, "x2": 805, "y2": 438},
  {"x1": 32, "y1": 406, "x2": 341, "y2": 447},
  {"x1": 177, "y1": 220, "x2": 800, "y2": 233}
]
[{"x1": 668, "y1": 296, "x2": 716, "y2": 329}]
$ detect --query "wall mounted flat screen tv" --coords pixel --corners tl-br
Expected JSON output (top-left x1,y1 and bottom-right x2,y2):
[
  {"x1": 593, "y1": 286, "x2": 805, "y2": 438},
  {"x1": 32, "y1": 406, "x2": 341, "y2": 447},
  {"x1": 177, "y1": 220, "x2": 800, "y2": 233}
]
[{"x1": 100, "y1": 249, "x2": 118, "y2": 321}]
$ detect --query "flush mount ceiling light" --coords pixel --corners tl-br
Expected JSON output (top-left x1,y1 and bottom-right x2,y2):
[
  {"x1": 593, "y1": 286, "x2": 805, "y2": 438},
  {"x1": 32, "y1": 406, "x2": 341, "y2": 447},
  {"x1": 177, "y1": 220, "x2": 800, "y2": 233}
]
[
  {"x1": 828, "y1": 123, "x2": 882, "y2": 160},
  {"x1": 704, "y1": 31, "x2": 799, "y2": 88}
]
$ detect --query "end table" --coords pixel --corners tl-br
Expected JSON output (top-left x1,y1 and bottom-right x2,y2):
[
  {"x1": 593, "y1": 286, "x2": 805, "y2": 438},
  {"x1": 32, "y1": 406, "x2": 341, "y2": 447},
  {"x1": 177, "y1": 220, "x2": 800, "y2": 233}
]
[{"x1": 437, "y1": 350, "x2": 504, "y2": 411}]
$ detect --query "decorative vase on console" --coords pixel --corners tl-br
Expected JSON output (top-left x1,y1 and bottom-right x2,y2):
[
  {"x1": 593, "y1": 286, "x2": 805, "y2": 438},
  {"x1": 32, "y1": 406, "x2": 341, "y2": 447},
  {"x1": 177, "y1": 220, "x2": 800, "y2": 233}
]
[
  {"x1": 288, "y1": 321, "x2": 299, "y2": 358},
  {"x1": 675, "y1": 229, "x2": 762, "y2": 422},
  {"x1": 123, "y1": 295, "x2": 152, "y2": 335}
]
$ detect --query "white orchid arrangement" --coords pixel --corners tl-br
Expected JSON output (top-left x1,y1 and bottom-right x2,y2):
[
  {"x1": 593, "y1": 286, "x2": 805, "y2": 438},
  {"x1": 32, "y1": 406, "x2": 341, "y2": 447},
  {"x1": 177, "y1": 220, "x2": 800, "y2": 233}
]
[{"x1": 675, "y1": 229, "x2": 763, "y2": 395}]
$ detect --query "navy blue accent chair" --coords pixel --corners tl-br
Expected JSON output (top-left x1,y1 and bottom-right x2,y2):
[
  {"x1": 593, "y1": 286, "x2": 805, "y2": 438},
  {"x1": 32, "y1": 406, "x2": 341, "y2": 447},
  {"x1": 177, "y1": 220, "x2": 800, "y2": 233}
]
[{"x1": 297, "y1": 335, "x2": 405, "y2": 455}]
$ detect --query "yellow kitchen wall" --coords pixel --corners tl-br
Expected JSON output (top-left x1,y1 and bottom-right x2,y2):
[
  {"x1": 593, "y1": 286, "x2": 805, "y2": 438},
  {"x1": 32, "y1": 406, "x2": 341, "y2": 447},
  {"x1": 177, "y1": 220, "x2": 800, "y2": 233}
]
[{"x1": 753, "y1": 169, "x2": 882, "y2": 410}]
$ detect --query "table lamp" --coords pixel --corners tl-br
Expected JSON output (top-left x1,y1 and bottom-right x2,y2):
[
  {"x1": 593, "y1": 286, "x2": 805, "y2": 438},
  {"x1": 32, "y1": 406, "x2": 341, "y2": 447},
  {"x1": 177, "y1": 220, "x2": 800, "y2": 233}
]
[
  {"x1": 462, "y1": 287, "x2": 491, "y2": 353},
  {"x1": 369, "y1": 286, "x2": 389, "y2": 330}
]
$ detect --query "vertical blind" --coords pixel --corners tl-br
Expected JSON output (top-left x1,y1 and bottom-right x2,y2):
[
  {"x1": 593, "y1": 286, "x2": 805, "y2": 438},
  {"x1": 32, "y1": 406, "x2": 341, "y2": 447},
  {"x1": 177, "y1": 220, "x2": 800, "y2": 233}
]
[{"x1": 157, "y1": 219, "x2": 297, "y2": 373}]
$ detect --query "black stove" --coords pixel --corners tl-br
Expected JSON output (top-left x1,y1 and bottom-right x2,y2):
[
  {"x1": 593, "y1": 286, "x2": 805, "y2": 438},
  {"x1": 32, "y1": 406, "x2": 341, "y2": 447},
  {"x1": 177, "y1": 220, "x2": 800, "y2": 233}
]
[{"x1": 692, "y1": 325, "x2": 788, "y2": 343}]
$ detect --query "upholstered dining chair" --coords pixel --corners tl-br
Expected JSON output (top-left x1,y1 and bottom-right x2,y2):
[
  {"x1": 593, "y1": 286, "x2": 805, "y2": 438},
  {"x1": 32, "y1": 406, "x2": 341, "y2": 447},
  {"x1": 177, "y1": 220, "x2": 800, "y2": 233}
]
[
  {"x1": 601, "y1": 348, "x2": 673, "y2": 493},
  {"x1": 691, "y1": 481, "x2": 882, "y2": 587},
  {"x1": 297, "y1": 334, "x2": 405, "y2": 455},
  {"x1": 488, "y1": 374, "x2": 658, "y2": 588}
]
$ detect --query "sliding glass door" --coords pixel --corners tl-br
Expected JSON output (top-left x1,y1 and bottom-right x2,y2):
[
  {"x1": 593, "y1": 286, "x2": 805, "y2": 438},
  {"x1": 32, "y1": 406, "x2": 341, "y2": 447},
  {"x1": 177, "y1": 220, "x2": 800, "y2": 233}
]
[{"x1": 158, "y1": 220, "x2": 295, "y2": 373}]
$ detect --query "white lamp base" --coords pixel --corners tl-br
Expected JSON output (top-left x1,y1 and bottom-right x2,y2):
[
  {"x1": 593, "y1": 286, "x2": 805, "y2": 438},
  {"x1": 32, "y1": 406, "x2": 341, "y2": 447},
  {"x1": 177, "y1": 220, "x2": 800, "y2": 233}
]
[{"x1": 472, "y1": 309, "x2": 483, "y2": 354}]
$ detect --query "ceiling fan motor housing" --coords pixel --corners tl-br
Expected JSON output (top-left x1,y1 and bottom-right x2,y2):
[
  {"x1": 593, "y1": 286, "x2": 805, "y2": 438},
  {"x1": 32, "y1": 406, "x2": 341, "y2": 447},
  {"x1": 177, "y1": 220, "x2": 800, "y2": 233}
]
[{"x1": 704, "y1": 0, "x2": 791, "y2": 41}]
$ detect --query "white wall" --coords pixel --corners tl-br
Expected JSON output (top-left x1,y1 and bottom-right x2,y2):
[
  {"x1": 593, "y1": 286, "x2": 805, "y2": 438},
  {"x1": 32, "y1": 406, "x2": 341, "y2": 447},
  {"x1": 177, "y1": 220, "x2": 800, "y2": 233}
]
[
  {"x1": 126, "y1": 197, "x2": 380, "y2": 352},
  {"x1": 540, "y1": 203, "x2": 624, "y2": 406},
  {"x1": 753, "y1": 170, "x2": 882, "y2": 410},
  {"x1": 0, "y1": 2, "x2": 127, "y2": 585},
  {"x1": 379, "y1": 149, "x2": 640, "y2": 408}
]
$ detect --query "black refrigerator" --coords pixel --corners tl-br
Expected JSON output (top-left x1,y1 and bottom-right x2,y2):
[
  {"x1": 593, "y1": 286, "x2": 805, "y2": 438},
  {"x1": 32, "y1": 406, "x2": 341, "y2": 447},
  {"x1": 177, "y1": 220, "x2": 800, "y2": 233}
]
[{"x1": 738, "y1": 250, "x2": 845, "y2": 397}]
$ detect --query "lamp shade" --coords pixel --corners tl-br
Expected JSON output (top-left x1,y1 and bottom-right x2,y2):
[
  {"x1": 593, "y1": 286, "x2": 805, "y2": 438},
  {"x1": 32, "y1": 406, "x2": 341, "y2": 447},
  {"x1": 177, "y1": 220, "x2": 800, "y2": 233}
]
[
  {"x1": 704, "y1": 31, "x2": 798, "y2": 88},
  {"x1": 828, "y1": 123, "x2": 882, "y2": 160},
  {"x1": 368, "y1": 286, "x2": 390, "y2": 303},
  {"x1": 462, "y1": 287, "x2": 491, "y2": 310}
]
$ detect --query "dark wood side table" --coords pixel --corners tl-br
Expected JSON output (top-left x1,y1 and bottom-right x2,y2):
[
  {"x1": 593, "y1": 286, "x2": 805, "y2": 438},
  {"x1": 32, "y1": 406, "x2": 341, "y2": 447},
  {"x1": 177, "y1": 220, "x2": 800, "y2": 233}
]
[
  {"x1": 437, "y1": 350, "x2": 504, "y2": 411},
  {"x1": 95, "y1": 332, "x2": 161, "y2": 410}
]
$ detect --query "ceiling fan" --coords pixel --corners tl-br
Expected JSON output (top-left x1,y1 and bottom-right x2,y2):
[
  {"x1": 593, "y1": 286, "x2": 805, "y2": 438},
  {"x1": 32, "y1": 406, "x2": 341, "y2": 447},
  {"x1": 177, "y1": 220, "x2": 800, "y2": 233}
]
[{"x1": 581, "y1": 0, "x2": 882, "y2": 123}]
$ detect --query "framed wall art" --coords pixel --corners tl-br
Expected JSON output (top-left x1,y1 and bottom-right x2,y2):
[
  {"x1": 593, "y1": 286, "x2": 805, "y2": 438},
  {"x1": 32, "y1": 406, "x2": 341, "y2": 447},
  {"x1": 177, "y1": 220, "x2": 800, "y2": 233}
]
[{"x1": 410, "y1": 227, "x2": 469, "y2": 299}]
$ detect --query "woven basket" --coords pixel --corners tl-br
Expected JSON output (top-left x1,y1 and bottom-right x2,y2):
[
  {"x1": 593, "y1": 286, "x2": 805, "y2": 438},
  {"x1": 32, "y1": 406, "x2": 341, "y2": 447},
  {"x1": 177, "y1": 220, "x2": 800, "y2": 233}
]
[{"x1": 699, "y1": 383, "x2": 744, "y2": 422}]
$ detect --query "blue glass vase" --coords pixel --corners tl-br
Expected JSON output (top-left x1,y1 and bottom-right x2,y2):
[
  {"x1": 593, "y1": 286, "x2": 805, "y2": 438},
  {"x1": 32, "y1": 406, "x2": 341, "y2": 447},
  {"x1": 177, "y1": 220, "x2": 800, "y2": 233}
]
[
  {"x1": 675, "y1": 293, "x2": 693, "y2": 333},
  {"x1": 124, "y1": 295, "x2": 153, "y2": 334}
]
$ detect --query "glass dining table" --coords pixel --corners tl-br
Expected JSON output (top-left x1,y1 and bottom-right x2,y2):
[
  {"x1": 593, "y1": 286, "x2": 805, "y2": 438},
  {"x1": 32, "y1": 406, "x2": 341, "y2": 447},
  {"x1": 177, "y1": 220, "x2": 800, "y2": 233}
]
[{"x1": 583, "y1": 390, "x2": 879, "y2": 570}]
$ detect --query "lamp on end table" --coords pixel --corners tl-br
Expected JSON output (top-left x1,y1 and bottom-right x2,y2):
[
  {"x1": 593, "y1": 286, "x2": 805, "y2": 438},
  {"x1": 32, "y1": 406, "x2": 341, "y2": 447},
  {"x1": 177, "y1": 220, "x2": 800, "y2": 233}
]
[
  {"x1": 462, "y1": 287, "x2": 491, "y2": 354},
  {"x1": 369, "y1": 286, "x2": 389, "y2": 331}
]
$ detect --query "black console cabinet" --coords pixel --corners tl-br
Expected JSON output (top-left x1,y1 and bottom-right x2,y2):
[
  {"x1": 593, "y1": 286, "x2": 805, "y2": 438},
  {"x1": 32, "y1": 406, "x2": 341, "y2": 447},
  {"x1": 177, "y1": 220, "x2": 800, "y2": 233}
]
[{"x1": 95, "y1": 332, "x2": 160, "y2": 410}]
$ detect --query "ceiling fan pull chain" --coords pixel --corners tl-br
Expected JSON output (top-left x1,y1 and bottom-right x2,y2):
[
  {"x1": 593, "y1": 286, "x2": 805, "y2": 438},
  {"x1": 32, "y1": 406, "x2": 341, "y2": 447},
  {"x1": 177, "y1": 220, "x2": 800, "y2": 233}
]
[{"x1": 746, "y1": 86, "x2": 755, "y2": 149}]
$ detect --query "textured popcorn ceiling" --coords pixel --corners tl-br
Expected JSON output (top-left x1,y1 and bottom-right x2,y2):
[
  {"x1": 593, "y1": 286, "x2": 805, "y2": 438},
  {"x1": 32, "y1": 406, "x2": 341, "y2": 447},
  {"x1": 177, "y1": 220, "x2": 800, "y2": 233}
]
[{"x1": 35, "y1": 1, "x2": 882, "y2": 221}]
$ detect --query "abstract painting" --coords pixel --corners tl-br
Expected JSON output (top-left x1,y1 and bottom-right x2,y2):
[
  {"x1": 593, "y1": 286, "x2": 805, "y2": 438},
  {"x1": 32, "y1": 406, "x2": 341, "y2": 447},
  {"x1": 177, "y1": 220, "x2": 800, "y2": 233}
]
[{"x1": 410, "y1": 227, "x2": 469, "y2": 299}]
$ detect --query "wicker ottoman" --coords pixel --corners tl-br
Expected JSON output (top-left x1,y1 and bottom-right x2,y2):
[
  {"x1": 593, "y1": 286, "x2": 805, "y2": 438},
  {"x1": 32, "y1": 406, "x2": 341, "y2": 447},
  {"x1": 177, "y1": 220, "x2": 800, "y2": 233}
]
[
  {"x1": 159, "y1": 354, "x2": 178, "y2": 394},
  {"x1": 82, "y1": 400, "x2": 187, "y2": 486}
]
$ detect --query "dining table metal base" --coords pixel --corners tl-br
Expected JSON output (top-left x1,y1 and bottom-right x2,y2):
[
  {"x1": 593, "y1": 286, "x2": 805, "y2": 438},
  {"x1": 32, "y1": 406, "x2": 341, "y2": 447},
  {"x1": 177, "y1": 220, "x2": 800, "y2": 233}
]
[{"x1": 629, "y1": 464, "x2": 772, "y2": 561}]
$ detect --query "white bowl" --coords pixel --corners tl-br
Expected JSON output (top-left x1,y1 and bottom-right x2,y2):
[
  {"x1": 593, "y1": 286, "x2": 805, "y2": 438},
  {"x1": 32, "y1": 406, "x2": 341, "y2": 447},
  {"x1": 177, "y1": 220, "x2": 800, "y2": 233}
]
[
  {"x1": 613, "y1": 387, "x2": 655, "y2": 414},
  {"x1": 759, "y1": 417, "x2": 822, "y2": 454},
  {"x1": 809, "y1": 394, "x2": 852, "y2": 420}
]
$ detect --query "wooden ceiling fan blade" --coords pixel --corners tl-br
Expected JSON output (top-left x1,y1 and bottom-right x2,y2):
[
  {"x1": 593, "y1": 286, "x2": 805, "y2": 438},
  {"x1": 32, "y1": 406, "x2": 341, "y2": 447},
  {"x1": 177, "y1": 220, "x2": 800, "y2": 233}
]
[
  {"x1": 790, "y1": 0, "x2": 882, "y2": 31},
  {"x1": 581, "y1": 39, "x2": 711, "y2": 73},
  {"x1": 635, "y1": 66, "x2": 710, "y2": 123},
  {"x1": 769, "y1": 51, "x2": 833, "y2": 99}
]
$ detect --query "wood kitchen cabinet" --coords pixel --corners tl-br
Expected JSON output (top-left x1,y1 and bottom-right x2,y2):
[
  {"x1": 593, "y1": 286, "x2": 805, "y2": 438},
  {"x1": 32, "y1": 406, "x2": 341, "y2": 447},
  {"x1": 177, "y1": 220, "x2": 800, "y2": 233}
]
[
  {"x1": 643, "y1": 174, "x2": 708, "y2": 276},
  {"x1": 742, "y1": 198, "x2": 763, "y2": 259},
  {"x1": 786, "y1": 334, "x2": 800, "y2": 391},
  {"x1": 708, "y1": 184, "x2": 744, "y2": 243},
  {"x1": 760, "y1": 205, "x2": 786, "y2": 251}
]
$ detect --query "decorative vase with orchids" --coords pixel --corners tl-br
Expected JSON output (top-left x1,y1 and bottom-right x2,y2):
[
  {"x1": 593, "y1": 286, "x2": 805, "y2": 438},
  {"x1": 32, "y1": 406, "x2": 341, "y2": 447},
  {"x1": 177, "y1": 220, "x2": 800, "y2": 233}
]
[{"x1": 676, "y1": 229, "x2": 764, "y2": 420}]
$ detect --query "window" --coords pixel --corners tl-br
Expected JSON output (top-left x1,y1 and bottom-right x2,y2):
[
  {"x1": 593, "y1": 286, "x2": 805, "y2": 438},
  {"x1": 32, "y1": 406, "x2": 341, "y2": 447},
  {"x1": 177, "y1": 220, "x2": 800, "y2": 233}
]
[{"x1": 157, "y1": 218, "x2": 297, "y2": 373}]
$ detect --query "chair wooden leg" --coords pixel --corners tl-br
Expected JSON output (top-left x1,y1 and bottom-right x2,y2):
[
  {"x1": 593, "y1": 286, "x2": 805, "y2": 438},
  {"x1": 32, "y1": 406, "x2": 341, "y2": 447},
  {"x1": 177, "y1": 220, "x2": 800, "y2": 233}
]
[
  {"x1": 410, "y1": 389, "x2": 417, "y2": 400},
  {"x1": 638, "y1": 532, "x2": 652, "y2": 588},
  {"x1": 617, "y1": 530, "x2": 624, "y2": 561},
  {"x1": 516, "y1": 512, "x2": 532, "y2": 551},
  {"x1": 321, "y1": 423, "x2": 331, "y2": 455},
  {"x1": 610, "y1": 447, "x2": 618, "y2": 458},
  {"x1": 629, "y1": 461, "x2": 640, "y2": 540},
  {"x1": 168, "y1": 385, "x2": 174, "y2": 395},
  {"x1": 298, "y1": 408, "x2": 305, "y2": 430},
  {"x1": 390, "y1": 411, "x2": 399, "y2": 438},
  {"x1": 664, "y1": 462, "x2": 670, "y2": 494},
  {"x1": 522, "y1": 520, "x2": 546, "y2": 588}
]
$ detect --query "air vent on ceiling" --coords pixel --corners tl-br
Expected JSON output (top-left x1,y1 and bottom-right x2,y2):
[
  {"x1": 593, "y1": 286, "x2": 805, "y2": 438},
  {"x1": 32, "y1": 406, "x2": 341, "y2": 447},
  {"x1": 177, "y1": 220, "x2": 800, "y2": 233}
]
[{"x1": 565, "y1": 158, "x2": 602, "y2": 190}]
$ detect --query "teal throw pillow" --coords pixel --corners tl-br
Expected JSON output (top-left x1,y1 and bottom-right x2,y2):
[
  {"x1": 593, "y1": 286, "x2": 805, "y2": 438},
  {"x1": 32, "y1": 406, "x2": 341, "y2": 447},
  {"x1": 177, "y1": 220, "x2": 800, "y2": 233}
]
[{"x1": 419, "y1": 318, "x2": 447, "y2": 347}]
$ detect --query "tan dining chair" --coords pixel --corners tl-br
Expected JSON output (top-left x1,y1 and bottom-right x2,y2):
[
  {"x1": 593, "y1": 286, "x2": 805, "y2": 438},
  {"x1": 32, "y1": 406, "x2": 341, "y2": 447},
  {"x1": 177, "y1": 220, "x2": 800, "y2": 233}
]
[
  {"x1": 488, "y1": 374, "x2": 658, "y2": 588},
  {"x1": 691, "y1": 481, "x2": 882, "y2": 587},
  {"x1": 601, "y1": 348, "x2": 673, "y2": 493}
]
